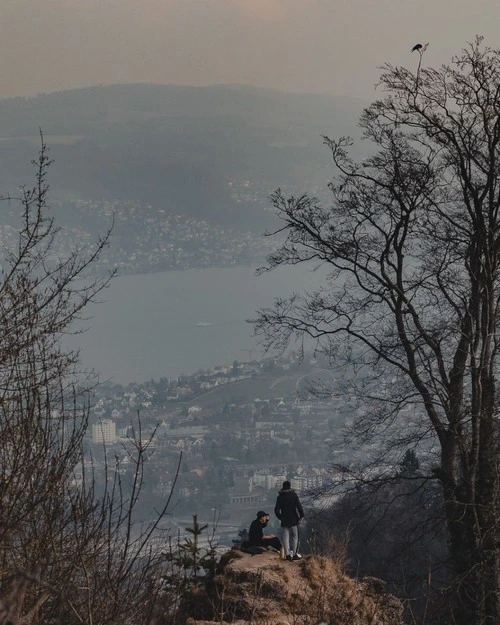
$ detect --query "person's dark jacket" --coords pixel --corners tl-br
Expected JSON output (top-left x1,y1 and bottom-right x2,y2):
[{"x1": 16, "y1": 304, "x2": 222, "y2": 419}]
[
  {"x1": 274, "y1": 487, "x2": 304, "y2": 528},
  {"x1": 248, "y1": 518, "x2": 265, "y2": 546}
]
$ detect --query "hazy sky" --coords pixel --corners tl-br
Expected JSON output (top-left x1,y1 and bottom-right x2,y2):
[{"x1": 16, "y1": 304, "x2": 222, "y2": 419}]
[{"x1": 1, "y1": 0, "x2": 500, "y2": 100}]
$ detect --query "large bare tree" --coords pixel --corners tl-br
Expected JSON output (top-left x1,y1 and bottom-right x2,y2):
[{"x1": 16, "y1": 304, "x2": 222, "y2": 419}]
[{"x1": 254, "y1": 38, "x2": 500, "y2": 625}]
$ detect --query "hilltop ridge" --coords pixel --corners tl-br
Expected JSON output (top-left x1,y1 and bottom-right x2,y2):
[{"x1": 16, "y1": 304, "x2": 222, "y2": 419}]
[
  {"x1": 0, "y1": 83, "x2": 362, "y2": 136},
  {"x1": 0, "y1": 83, "x2": 363, "y2": 233}
]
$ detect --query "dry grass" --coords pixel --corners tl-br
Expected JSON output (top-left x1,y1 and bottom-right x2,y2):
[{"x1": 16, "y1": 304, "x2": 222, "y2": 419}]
[{"x1": 178, "y1": 549, "x2": 403, "y2": 625}]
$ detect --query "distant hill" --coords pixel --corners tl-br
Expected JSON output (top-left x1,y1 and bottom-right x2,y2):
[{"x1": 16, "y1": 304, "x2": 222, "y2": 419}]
[{"x1": 0, "y1": 84, "x2": 364, "y2": 230}]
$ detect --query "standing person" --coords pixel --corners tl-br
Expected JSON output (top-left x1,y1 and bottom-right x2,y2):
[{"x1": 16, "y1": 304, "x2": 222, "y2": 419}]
[
  {"x1": 248, "y1": 510, "x2": 282, "y2": 552},
  {"x1": 274, "y1": 480, "x2": 305, "y2": 561}
]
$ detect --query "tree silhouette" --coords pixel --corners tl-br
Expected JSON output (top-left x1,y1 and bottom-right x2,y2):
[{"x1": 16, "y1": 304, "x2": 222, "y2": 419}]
[
  {"x1": 0, "y1": 137, "x2": 180, "y2": 624},
  {"x1": 254, "y1": 37, "x2": 500, "y2": 625},
  {"x1": 397, "y1": 449, "x2": 420, "y2": 478}
]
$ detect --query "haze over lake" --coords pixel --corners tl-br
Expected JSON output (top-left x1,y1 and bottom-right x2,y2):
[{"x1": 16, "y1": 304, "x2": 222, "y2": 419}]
[{"x1": 73, "y1": 264, "x2": 323, "y2": 384}]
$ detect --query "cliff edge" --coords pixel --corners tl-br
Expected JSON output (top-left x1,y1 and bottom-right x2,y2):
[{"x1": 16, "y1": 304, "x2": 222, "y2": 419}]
[{"x1": 179, "y1": 549, "x2": 404, "y2": 625}]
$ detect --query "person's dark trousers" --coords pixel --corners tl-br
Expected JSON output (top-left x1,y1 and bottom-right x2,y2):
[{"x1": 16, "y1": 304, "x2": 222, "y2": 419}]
[{"x1": 262, "y1": 536, "x2": 282, "y2": 550}]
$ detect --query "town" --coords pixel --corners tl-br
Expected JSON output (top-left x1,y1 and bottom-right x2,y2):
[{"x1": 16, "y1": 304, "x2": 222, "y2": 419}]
[
  {"x1": 0, "y1": 191, "x2": 279, "y2": 275},
  {"x1": 0, "y1": 176, "x2": 331, "y2": 276},
  {"x1": 86, "y1": 355, "x2": 351, "y2": 542}
]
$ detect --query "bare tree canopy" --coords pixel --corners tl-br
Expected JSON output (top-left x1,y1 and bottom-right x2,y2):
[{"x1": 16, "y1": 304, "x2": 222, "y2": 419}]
[
  {"x1": 0, "y1": 138, "x2": 183, "y2": 624},
  {"x1": 254, "y1": 37, "x2": 500, "y2": 625}
]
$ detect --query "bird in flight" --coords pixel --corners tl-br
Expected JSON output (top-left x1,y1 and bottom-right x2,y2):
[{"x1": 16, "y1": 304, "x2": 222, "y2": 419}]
[{"x1": 411, "y1": 44, "x2": 423, "y2": 52}]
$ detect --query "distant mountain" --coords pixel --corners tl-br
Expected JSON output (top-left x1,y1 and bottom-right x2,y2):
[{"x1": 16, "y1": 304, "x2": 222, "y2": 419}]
[{"x1": 0, "y1": 84, "x2": 364, "y2": 230}]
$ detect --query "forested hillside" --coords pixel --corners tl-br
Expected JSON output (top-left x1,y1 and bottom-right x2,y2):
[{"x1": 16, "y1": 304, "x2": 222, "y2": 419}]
[{"x1": 0, "y1": 84, "x2": 362, "y2": 231}]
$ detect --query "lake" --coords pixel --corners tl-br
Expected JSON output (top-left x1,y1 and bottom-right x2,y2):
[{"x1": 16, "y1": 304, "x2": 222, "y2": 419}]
[{"x1": 71, "y1": 264, "x2": 325, "y2": 384}]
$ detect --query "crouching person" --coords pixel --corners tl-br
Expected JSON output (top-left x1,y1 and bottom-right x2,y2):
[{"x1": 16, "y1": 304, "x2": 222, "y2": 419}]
[{"x1": 248, "y1": 510, "x2": 282, "y2": 552}]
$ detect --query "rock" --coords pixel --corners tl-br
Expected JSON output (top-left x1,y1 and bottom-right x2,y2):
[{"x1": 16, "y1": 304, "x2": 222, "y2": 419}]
[{"x1": 178, "y1": 549, "x2": 404, "y2": 625}]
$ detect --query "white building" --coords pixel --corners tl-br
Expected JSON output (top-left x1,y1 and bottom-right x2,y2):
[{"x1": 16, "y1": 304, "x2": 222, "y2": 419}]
[
  {"x1": 291, "y1": 468, "x2": 324, "y2": 492},
  {"x1": 251, "y1": 468, "x2": 286, "y2": 491},
  {"x1": 92, "y1": 419, "x2": 117, "y2": 444}
]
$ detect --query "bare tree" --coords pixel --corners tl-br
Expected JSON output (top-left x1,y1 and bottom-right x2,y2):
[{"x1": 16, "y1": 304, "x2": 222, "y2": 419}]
[
  {"x1": 0, "y1": 138, "x2": 180, "y2": 624},
  {"x1": 254, "y1": 37, "x2": 500, "y2": 625}
]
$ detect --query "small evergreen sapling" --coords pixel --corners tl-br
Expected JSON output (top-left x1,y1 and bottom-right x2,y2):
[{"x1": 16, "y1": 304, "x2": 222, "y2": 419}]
[{"x1": 175, "y1": 514, "x2": 217, "y2": 583}]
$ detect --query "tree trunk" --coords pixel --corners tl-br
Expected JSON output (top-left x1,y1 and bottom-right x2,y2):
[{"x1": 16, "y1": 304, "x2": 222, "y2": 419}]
[{"x1": 444, "y1": 410, "x2": 500, "y2": 625}]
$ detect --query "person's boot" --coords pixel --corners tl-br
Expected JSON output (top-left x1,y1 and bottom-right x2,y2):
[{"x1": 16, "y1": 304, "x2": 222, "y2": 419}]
[{"x1": 280, "y1": 546, "x2": 286, "y2": 559}]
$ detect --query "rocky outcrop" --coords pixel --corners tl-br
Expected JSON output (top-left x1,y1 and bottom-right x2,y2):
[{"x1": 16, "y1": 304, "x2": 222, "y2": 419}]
[{"x1": 179, "y1": 549, "x2": 404, "y2": 625}]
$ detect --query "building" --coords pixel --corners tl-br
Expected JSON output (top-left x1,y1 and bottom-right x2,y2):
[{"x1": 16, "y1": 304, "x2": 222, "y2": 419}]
[
  {"x1": 92, "y1": 419, "x2": 117, "y2": 444},
  {"x1": 291, "y1": 467, "x2": 324, "y2": 492},
  {"x1": 251, "y1": 468, "x2": 286, "y2": 491}
]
